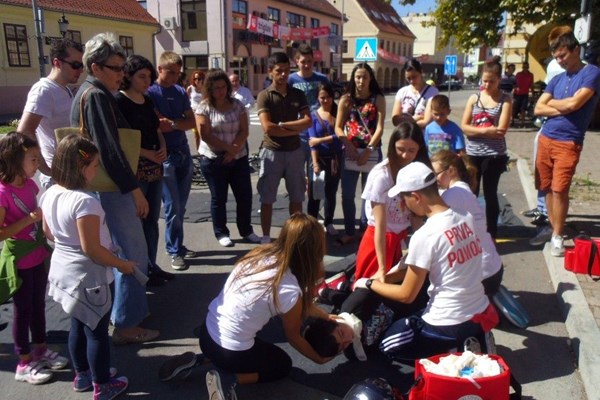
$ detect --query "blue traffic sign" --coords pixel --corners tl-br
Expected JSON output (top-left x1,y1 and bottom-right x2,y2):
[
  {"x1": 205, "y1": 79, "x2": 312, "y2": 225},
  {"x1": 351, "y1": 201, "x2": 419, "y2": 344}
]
[
  {"x1": 444, "y1": 55, "x2": 458, "y2": 76},
  {"x1": 355, "y1": 37, "x2": 378, "y2": 62}
]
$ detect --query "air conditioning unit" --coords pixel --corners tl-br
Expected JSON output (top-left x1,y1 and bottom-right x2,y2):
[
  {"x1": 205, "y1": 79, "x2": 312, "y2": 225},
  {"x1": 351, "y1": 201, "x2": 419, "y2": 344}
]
[{"x1": 163, "y1": 17, "x2": 177, "y2": 30}]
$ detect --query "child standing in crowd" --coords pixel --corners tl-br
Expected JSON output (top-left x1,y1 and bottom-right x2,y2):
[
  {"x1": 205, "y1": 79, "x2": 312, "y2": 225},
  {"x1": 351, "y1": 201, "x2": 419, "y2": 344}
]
[
  {"x1": 0, "y1": 132, "x2": 68, "y2": 385},
  {"x1": 40, "y1": 135, "x2": 132, "y2": 398},
  {"x1": 423, "y1": 95, "x2": 465, "y2": 156}
]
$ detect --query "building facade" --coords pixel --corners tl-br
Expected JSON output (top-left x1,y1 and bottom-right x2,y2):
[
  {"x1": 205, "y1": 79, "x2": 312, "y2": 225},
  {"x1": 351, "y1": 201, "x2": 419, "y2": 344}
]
[
  {"x1": 0, "y1": 0, "x2": 157, "y2": 116},
  {"x1": 143, "y1": 0, "x2": 341, "y2": 96},
  {"x1": 329, "y1": 0, "x2": 415, "y2": 90}
]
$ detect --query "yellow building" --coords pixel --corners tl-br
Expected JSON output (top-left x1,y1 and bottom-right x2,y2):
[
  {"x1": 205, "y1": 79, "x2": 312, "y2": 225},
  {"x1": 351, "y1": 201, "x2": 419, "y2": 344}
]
[{"x1": 0, "y1": 0, "x2": 157, "y2": 116}]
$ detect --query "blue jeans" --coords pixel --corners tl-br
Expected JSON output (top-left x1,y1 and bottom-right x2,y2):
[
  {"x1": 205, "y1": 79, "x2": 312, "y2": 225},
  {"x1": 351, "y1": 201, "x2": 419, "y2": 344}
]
[
  {"x1": 99, "y1": 191, "x2": 149, "y2": 328},
  {"x1": 162, "y1": 146, "x2": 193, "y2": 256},
  {"x1": 69, "y1": 313, "x2": 111, "y2": 383},
  {"x1": 199, "y1": 155, "x2": 254, "y2": 239},
  {"x1": 139, "y1": 179, "x2": 163, "y2": 270}
]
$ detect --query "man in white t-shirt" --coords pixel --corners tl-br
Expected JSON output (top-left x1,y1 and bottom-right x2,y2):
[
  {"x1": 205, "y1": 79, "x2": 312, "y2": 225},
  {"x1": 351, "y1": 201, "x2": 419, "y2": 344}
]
[
  {"x1": 229, "y1": 73, "x2": 255, "y2": 110},
  {"x1": 354, "y1": 162, "x2": 497, "y2": 359},
  {"x1": 18, "y1": 38, "x2": 83, "y2": 188}
]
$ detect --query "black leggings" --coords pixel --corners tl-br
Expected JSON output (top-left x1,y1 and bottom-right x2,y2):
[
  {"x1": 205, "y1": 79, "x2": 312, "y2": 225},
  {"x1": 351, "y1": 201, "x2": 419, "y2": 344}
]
[
  {"x1": 468, "y1": 155, "x2": 508, "y2": 239},
  {"x1": 198, "y1": 322, "x2": 291, "y2": 383}
]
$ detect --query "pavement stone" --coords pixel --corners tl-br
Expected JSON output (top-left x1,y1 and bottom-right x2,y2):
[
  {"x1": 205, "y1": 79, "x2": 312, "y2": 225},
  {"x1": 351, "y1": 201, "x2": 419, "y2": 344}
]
[{"x1": 508, "y1": 125, "x2": 600, "y2": 400}]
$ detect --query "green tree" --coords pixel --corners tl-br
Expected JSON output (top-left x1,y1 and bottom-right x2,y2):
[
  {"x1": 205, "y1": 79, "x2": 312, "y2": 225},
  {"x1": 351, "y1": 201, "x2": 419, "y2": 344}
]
[{"x1": 399, "y1": 0, "x2": 588, "y2": 51}]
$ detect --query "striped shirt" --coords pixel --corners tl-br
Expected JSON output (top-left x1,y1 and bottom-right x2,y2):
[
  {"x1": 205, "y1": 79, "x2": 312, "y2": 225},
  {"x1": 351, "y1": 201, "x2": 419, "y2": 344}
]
[
  {"x1": 465, "y1": 92, "x2": 507, "y2": 156},
  {"x1": 196, "y1": 98, "x2": 248, "y2": 159}
]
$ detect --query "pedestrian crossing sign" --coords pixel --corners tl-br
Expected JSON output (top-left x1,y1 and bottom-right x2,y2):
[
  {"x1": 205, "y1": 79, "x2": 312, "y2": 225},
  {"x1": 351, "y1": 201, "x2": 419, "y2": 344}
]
[{"x1": 355, "y1": 38, "x2": 378, "y2": 62}]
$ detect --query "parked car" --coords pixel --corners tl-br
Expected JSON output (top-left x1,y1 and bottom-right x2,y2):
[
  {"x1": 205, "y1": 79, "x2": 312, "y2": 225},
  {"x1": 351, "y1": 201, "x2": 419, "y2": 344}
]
[
  {"x1": 438, "y1": 80, "x2": 463, "y2": 91},
  {"x1": 332, "y1": 81, "x2": 348, "y2": 99}
]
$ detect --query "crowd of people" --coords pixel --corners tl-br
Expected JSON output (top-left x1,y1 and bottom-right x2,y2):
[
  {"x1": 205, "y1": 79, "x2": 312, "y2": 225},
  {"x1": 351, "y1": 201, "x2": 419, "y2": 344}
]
[{"x1": 1, "y1": 24, "x2": 599, "y2": 400}]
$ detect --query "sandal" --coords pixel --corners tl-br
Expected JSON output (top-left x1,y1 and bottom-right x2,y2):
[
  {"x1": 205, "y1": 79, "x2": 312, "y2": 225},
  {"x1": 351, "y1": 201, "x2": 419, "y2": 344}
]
[{"x1": 112, "y1": 328, "x2": 160, "y2": 345}]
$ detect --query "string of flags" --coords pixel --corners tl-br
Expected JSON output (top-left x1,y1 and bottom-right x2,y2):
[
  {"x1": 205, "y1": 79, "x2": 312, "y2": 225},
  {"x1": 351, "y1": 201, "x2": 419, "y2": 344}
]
[{"x1": 247, "y1": 15, "x2": 331, "y2": 40}]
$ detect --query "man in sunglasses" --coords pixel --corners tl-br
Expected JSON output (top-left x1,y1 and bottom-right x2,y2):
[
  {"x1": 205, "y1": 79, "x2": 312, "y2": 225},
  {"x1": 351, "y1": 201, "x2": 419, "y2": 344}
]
[{"x1": 18, "y1": 38, "x2": 84, "y2": 189}]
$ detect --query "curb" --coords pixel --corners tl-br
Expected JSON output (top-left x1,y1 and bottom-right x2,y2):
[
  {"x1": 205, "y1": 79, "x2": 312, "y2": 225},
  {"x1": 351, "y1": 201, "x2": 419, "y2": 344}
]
[{"x1": 515, "y1": 155, "x2": 600, "y2": 400}]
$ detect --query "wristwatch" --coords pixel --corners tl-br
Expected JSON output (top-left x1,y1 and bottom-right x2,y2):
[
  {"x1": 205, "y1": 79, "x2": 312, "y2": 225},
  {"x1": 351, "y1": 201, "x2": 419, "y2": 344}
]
[
  {"x1": 171, "y1": 120, "x2": 178, "y2": 130},
  {"x1": 278, "y1": 121, "x2": 284, "y2": 127},
  {"x1": 366, "y1": 145, "x2": 376, "y2": 151},
  {"x1": 365, "y1": 278, "x2": 374, "y2": 291}
]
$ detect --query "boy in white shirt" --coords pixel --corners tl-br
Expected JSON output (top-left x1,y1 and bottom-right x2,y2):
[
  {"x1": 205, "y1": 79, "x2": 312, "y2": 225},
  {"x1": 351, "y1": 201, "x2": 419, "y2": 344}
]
[{"x1": 353, "y1": 162, "x2": 498, "y2": 360}]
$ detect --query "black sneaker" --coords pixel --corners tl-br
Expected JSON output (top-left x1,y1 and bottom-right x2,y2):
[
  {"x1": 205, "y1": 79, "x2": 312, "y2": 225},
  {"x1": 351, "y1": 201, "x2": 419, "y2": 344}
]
[
  {"x1": 530, "y1": 213, "x2": 549, "y2": 226},
  {"x1": 152, "y1": 266, "x2": 176, "y2": 281},
  {"x1": 159, "y1": 352, "x2": 199, "y2": 381},
  {"x1": 171, "y1": 255, "x2": 188, "y2": 271},
  {"x1": 522, "y1": 208, "x2": 539, "y2": 218}
]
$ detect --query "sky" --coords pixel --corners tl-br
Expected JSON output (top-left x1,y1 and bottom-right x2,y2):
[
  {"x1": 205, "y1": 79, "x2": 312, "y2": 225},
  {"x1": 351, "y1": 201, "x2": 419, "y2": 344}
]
[{"x1": 392, "y1": 0, "x2": 437, "y2": 17}]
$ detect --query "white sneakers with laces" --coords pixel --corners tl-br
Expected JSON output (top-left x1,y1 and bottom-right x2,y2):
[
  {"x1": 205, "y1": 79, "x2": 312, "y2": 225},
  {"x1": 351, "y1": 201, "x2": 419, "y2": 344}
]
[{"x1": 551, "y1": 235, "x2": 565, "y2": 257}]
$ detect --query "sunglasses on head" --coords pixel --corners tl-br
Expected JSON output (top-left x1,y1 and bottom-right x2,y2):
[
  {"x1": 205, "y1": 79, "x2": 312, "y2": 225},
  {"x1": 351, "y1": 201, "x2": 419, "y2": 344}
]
[{"x1": 59, "y1": 58, "x2": 84, "y2": 69}]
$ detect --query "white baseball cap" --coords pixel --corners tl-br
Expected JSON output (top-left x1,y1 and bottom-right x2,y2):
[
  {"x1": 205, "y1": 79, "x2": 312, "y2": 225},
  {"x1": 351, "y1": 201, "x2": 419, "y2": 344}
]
[{"x1": 388, "y1": 161, "x2": 436, "y2": 197}]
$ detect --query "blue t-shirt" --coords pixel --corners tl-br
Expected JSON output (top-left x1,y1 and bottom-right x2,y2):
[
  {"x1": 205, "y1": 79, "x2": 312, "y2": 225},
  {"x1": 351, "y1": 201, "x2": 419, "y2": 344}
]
[
  {"x1": 289, "y1": 72, "x2": 329, "y2": 141},
  {"x1": 424, "y1": 120, "x2": 465, "y2": 156},
  {"x1": 307, "y1": 110, "x2": 342, "y2": 156},
  {"x1": 146, "y1": 83, "x2": 191, "y2": 150},
  {"x1": 542, "y1": 64, "x2": 600, "y2": 143}
]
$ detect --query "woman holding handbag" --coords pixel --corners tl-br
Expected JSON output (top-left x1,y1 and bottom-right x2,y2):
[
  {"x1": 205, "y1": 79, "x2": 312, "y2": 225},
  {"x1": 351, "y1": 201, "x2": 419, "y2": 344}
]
[
  {"x1": 461, "y1": 60, "x2": 512, "y2": 239},
  {"x1": 307, "y1": 83, "x2": 343, "y2": 235},
  {"x1": 335, "y1": 63, "x2": 386, "y2": 246},
  {"x1": 70, "y1": 33, "x2": 159, "y2": 344}
]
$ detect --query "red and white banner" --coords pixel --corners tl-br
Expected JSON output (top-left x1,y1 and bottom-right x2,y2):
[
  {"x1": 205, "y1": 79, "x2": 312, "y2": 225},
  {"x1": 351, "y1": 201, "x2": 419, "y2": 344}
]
[
  {"x1": 377, "y1": 48, "x2": 407, "y2": 65},
  {"x1": 247, "y1": 15, "x2": 331, "y2": 41}
]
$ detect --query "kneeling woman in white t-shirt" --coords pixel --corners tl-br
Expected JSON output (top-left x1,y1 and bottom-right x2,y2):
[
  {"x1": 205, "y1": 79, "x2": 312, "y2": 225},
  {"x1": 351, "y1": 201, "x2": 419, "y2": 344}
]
[
  {"x1": 430, "y1": 150, "x2": 504, "y2": 295},
  {"x1": 199, "y1": 214, "x2": 334, "y2": 399}
]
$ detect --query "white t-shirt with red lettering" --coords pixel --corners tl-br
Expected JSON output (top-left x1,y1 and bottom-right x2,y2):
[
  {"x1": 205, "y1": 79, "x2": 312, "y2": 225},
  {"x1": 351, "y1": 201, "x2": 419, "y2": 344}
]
[
  {"x1": 406, "y1": 208, "x2": 489, "y2": 326},
  {"x1": 441, "y1": 181, "x2": 502, "y2": 280}
]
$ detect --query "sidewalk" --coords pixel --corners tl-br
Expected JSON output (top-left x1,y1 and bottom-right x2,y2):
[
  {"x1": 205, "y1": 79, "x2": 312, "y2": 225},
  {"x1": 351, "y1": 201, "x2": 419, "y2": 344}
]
[{"x1": 507, "y1": 126, "x2": 600, "y2": 400}]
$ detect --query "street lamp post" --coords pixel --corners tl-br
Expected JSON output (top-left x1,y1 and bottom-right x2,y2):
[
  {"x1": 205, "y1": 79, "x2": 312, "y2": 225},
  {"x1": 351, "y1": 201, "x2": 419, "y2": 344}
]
[
  {"x1": 58, "y1": 14, "x2": 69, "y2": 37},
  {"x1": 334, "y1": 0, "x2": 346, "y2": 81}
]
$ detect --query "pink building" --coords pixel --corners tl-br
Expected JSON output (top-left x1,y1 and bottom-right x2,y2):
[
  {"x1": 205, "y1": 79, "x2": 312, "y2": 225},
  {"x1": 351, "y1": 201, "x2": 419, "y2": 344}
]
[{"x1": 144, "y1": 0, "x2": 341, "y2": 95}]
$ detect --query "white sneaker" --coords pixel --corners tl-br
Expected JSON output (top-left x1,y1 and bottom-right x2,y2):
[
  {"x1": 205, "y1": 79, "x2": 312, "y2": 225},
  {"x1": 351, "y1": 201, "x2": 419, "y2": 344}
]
[
  {"x1": 551, "y1": 235, "x2": 565, "y2": 257},
  {"x1": 218, "y1": 237, "x2": 234, "y2": 247},
  {"x1": 325, "y1": 224, "x2": 339, "y2": 236},
  {"x1": 15, "y1": 361, "x2": 53, "y2": 385},
  {"x1": 529, "y1": 226, "x2": 553, "y2": 246},
  {"x1": 260, "y1": 236, "x2": 271, "y2": 244},
  {"x1": 243, "y1": 233, "x2": 261, "y2": 243},
  {"x1": 33, "y1": 348, "x2": 69, "y2": 370}
]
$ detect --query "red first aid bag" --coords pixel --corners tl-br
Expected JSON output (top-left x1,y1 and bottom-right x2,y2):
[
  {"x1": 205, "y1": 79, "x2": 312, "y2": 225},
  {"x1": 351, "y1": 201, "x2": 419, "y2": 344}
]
[
  {"x1": 409, "y1": 353, "x2": 519, "y2": 400},
  {"x1": 564, "y1": 236, "x2": 600, "y2": 278}
]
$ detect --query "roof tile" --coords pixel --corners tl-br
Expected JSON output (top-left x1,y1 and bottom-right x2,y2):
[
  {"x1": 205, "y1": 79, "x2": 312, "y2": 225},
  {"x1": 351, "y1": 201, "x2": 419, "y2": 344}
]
[{"x1": 1, "y1": 0, "x2": 158, "y2": 25}]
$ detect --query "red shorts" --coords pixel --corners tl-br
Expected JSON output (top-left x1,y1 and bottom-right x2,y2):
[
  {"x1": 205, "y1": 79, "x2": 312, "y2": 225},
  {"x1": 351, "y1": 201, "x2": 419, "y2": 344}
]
[{"x1": 535, "y1": 134, "x2": 582, "y2": 193}]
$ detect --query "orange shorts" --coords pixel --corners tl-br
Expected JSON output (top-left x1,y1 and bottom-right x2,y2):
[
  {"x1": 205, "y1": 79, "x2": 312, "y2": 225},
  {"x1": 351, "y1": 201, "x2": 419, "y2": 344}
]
[{"x1": 535, "y1": 134, "x2": 582, "y2": 193}]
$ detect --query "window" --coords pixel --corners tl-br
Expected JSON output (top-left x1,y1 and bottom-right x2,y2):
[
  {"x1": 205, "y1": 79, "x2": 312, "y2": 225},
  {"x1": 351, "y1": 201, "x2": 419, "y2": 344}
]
[
  {"x1": 342, "y1": 40, "x2": 348, "y2": 54},
  {"x1": 286, "y1": 12, "x2": 305, "y2": 28},
  {"x1": 267, "y1": 7, "x2": 280, "y2": 23},
  {"x1": 65, "y1": 30, "x2": 82, "y2": 44},
  {"x1": 183, "y1": 55, "x2": 208, "y2": 73},
  {"x1": 119, "y1": 36, "x2": 134, "y2": 56},
  {"x1": 3, "y1": 24, "x2": 30, "y2": 67},
  {"x1": 380, "y1": 39, "x2": 384, "y2": 49},
  {"x1": 232, "y1": 0, "x2": 247, "y2": 15},
  {"x1": 181, "y1": 0, "x2": 207, "y2": 42},
  {"x1": 311, "y1": 18, "x2": 319, "y2": 50},
  {"x1": 137, "y1": 0, "x2": 147, "y2": 9}
]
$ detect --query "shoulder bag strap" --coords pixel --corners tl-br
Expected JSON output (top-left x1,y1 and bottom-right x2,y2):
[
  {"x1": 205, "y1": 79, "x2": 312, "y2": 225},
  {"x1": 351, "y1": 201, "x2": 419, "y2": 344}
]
[
  {"x1": 78, "y1": 87, "x2": 94, "y2": 137},
  {"x1": 415, "y1": 85, "x2": 431, "y2": 109}
]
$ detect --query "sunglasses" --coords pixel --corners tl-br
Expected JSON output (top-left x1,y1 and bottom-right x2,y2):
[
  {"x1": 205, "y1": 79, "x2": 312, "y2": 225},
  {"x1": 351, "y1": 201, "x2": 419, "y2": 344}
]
[
  {"x1": 193, "y1": 77, "x2": 203, "y2": 81},
  {"x1": 101, "y1": 64, "x2": 125, "y2": 73},
  {"x1": 59, "y1": 58, "x2": 84, "y2": 70}
]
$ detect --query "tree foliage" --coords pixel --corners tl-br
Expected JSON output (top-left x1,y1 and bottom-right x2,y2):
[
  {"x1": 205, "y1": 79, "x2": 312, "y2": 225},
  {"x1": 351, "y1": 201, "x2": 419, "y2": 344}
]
[{"x1": 399, "y1": 0, "x2": 587, "y2": 51}]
